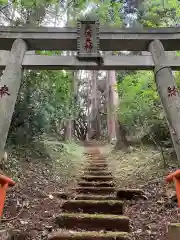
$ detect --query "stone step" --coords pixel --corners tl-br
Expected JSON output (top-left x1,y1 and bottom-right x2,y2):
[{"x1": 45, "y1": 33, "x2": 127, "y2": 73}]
[
  {"x1": 78, "y1": 181, "x2": 114, "y2": 187},
  {"x1": 56, "y1": 213, "x2": 129, "y2": 232},
  {"x1": 83, "y1": 171, "x2": 112, "y2": 176},
  {"x1": 84, "y1": 167, "x2": 108, "y2": 171},
  {"x1": 117, "y1": 189, "x2": 145, "y2": 200},
  {"x1": 82, "y1": 176, "x2": 114, "y2": 182},
  {"x1": 85, "y1": 167, "x2": 108, "y2": 172},
  {"x1": 74, "y1": 194, "x2": 117, "y2": 200},
  {"x1": 87, "y1": 155, "x2": 103, "y2": 159},
  {"x1": 87, "y1": 156, "x2": 102, "y2": 159},
  {"x1": 48, "y1": 231, "x2": 131, "y2": 240},
  {"x1": 87, "y1": 160, "x2": 107, "y2": 164},
  {"x1": 87, "y1": 164, "x2": 108, "y2": 168},
  {"x1": 86, "y1": 151, "x2": 100, "y2": 155},
  {"x1": 74, "y1": 187, "x2": 116, "y2": 195},
  {"x1": 61, "y1": 200, "x2": 123, "y2": 214},
  {"x1": 87, "y1": 157, "x2": 103, "y2": 161},
  {"x1": 89, "y1": 163, "x2": 108, "y2": 168}
]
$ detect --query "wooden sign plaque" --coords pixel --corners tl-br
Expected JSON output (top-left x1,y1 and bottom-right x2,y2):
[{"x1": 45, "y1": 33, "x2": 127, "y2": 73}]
[{"x1": 77, "y1": 19, "x2": 100, "y2": 59}]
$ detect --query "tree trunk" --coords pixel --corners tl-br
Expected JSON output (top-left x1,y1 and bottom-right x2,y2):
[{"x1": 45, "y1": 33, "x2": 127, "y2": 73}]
[
  {"x1": 106, "y1": 69, "x2": 129, "y2": 149},
  {"x1": 86, "y1": 77, "x2": 91, "y2": 140},
  {"x1": 115, "y1": 121, "x2": 129, "y2": 149},
  {"x1": 106, "y1": 70, "x2": 117, "y2": 141},
  {"x1": 72, "y1": 70, "x2": 78, "y2": 139},
  {"x1": 89, "y1": 70, "x2": 100, "y2": 140}
]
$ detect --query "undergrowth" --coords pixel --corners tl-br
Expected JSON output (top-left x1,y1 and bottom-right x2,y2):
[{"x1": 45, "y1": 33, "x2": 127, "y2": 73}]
[
  {"x1": 101, "y1": 144, "x2": 179, "y2": 189},
  {"x1": 5, "y1": 134, "x2": 85, "y2": 187},
  {"x1": 37, "y1": 134, "x2": 85, "y2": 187}
]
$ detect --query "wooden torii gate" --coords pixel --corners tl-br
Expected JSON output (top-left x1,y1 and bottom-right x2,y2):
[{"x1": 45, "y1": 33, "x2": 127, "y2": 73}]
[{"x1": 0, "y1": 22, "x2": 180, "y2": 160}]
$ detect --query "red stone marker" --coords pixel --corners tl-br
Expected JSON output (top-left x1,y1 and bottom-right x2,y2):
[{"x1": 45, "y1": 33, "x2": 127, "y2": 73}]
[
  {"x1": 0, "y1": 174, "x2": 15, "y2": 217},
  {"x1": 166, "y1": 169, "x2": 180, "y2": 207}
]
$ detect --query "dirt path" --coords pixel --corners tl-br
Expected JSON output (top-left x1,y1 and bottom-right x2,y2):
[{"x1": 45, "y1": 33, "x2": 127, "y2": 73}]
[{"x1": 49, "y1": 146, "x2": 132, "y2": 240}]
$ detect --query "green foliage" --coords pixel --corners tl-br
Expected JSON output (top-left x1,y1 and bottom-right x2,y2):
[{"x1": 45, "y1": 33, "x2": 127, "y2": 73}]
[
  {"x1": 4, "y1": 0, "x2": 126, "y2": 144},
  {"x1": 8, "y1": 69, "x2": 75, "y2": 144},
  {"x1": 91, "y1": 0, "x2": 123, "y2": 26},
  {"x1": 0, "y1": 0, "x2": 7, "y2": 4},
  {"x1": 140, "y1": 0, "x2": 180, "y2": 27},
  {"x1": 2, "y1": 0, "x2": 180, "y2": 146},
  {"x1": 117, "y1": 71, "x2": 170, "y2": 141},
  {"x1": 116, "y1": 0, "x2": 180, "y2": 144}
]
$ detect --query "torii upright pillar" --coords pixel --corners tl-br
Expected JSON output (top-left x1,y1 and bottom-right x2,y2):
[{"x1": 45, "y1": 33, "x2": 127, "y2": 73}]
[
  {"x1": 0, "y1": 39, "x2": 27, "y2": 159},
  {"x1": 149, "y1": 40, "x2": 180, "y2": 163}
]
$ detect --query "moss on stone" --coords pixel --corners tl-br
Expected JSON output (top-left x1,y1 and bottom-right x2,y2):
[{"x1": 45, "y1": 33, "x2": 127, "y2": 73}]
[
  {"x1": 49, "y1": 230, "x2": 131, "y2": 239},
  {"x1": 82, "y1": 175, "x2": 113, "y2": 179},
  {"x1": 169, "y1": 223, "x2": 180, "y2": 227},
  {"x1": 65, "y1": 199, "x2": 123, "y2": 205},
  {"x1": 74, "y1": 194, "x2": 116, "y2": 200},
  {"x1": 58, "y1": 213, "x2": 129, "y2": 220}
]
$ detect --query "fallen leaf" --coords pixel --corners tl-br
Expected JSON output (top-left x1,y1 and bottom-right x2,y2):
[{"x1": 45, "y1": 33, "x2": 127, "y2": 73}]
[
  {"x1": 20, "y1": 220, "x2": 28, "y2": 225},
  {"x1": 48, "y1": 194, "x2": 54, "y2": 199}
]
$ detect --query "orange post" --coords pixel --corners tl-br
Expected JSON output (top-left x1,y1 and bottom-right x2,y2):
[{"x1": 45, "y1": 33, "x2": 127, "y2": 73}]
[
  {"x1": 0, "y1": 174, "x2": 15, "y2": 218},
  {"x1": 166, "y1": 170, "x2": 180, "y2": 208}
]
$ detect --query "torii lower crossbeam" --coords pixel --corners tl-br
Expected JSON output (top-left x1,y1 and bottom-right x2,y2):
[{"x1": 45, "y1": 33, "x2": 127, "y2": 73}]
[{"x1": 0, "y1": 52, "x2": 180, "y2": 70}]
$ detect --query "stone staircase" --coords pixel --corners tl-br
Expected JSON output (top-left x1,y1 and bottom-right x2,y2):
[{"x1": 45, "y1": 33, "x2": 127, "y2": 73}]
[{"x1": 49, "y1": 148, "x2": 131, "y2": 240}]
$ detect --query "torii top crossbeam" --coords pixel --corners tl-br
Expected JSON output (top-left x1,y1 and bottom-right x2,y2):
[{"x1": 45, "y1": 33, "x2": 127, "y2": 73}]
[{"x1": 0, "y1": 26, "x2": 180, "y2": 51}]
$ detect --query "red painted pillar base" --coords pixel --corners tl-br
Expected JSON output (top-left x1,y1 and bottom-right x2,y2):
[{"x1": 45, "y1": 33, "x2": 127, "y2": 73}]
[
  {"x1": 0, "y1": 174, "x2": 15, "y2": 218},
  {"x1": 166, "y1": 170, "x2": 180, "y2": 207}
]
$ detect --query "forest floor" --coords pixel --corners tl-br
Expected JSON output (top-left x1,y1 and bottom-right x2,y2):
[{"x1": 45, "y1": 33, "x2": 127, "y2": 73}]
[
  {"x1": 2, "y1": 138, "x2": 85, "y2": 239},
  {"x1": 1, "y1": 140, "x2": 180, "y2": 240},
  {"x1": 3, "y1": 155, "x2": 64, "y2": 239},
  {"x1": 103, "y1": 144, "x2": 180, "y2": 240}
]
